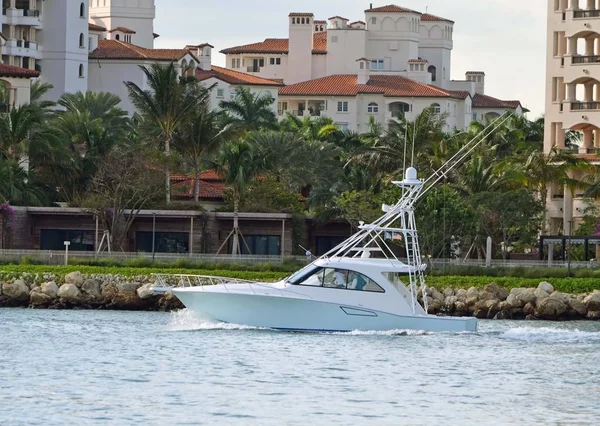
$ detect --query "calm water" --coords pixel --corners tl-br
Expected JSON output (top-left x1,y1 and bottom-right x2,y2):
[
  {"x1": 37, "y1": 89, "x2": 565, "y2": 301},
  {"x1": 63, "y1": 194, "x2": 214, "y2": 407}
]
[{"x1": 1, "y1": 309, "x2": 599, "y2": 425}]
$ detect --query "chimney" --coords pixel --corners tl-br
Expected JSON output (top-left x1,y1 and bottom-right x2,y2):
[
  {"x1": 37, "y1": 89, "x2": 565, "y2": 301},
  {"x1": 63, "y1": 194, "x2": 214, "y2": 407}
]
[
  {"x1": 357, "y1": 58, "x2": 370, "y2": 85},
  {"x1": 465, "y1": 71, "x2": 485, "y2": 95}
]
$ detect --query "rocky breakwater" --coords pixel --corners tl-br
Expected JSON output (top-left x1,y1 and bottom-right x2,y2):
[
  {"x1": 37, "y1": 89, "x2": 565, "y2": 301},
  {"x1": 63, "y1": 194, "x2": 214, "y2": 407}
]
[
  {"x1": 0, "y1": 271, "x2": 183, "y2": 311},
  {"x1": 419, "y1": 282, "x2": 600, "y2": 321}
]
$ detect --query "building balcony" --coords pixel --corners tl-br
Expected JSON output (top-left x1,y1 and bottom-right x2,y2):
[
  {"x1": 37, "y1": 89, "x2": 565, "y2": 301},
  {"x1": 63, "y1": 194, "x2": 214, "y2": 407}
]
[
  {"x1": 4, "y1": 39, "x2": 41, "y2": 59},
  {"x1": 572, "y1": 55, "x2": 600, "y2": 64},
  {"x1": 246, "y1": 66, "x2": 260, "y2": 73},
  {"x1": 570, "y1": 101, "x2": 600, "y2": 111},
  {"x1": 573, "y1": 9, "x2": 600, "y2": 19},
  {"x1": 3, "y1": 8, "x2": 42, "y2": 27}
]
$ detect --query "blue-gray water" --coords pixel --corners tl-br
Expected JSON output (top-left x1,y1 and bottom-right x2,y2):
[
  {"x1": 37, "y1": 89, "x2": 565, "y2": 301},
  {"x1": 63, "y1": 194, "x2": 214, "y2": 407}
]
[{"x1": 1, "y1": 309, "x2": 599, "y2": 425}]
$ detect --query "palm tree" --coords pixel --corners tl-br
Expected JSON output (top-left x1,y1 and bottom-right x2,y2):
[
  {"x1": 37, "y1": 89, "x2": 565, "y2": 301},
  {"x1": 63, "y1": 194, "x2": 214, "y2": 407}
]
[
  {"x1": 29, "y1": 81, "x2": 56, "y2": 115},
  {"x1": 279, "y1": 115, "x2": 338, "y2": 142},
  {"x1": 510, "y1": 146, "x2": 589, "y2": 234},
  {"x1": 58, "y1": 91, "x2": 129, "y2": 132},
  {"x1": 0, "y1": 159, "x2": 46, "y2": 206},
  {"x1": 125, "y1": 63, "x2": 205, "y2": 204},
  {"x1": 215, "y1": 140, "x2": 267, "y2": 255},
  {"x1": 175, "y1": 105, "x2": 235, "y2": 203},
  {"x1": 219, "y1": 87, "x2": 277, "y2": 132}
]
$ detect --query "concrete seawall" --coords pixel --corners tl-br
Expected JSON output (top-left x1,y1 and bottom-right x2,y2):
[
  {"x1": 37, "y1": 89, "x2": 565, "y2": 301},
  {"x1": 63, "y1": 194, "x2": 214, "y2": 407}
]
[{"x1": 1, "y1": 271, "x2": 600, "y2": 321}]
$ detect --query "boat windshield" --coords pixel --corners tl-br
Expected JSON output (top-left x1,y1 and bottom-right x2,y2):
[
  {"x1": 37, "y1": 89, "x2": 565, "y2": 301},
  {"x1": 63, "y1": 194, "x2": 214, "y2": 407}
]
[{"x1": 290, "y1": 266, "x2": 384, "y2": 293}]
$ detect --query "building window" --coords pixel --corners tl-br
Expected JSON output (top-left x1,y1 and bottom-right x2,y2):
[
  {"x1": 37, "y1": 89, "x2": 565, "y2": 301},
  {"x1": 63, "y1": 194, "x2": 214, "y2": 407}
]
[
  {"x1": 40, "y1": 230, "x2": 94, "y2": 251},
  {"x1": 229, "y1": 235, "x2": 281, "y2": 255},
  {"x1": 472, "y1": 113, "x2": 477, "y2": 121},
  {"x1": 367, "y1": 102, "x2": 379, "y2": 113},
  {"x1": 125, "y1": 34, "x2": 131, "y2": 43},
  {"x1": 79, "y1": 64, "x2": 85, "y2": 78},
  {"x1": 276, "y1": 58, "x2": 281, "y2": 65},
  {"x1": 337, "y1": 101, "x2": 349, "y2": 112},
  {"x1": 428, "y1": 65, "x2": 437, "y2": 82},
  {"x1": 270, "y1": 58, "x2": 275, "y2": 65},
  {"x1": 431, "y1": 103, "x2": 441, "y2": 114},
  {"x1": 370, "y1": 59, "x2": 384, "y2": 70},
  {"x1": 79, "y1": 33, "x2": 85, "y2": 48},
  {"x1": 336, "y1": 122, "x2": 349, "y2": 131},
  {"x1": 232, "y1": 58, "x2": 236, "y2": 68},
  {"x1": 136, "y1": 232, "x2": 189, "y2": 254},
  {"x1": 292, "y1": 18, "x2": 296, "y2": 24},
  {"x1": 80, "y1": 2, "x2": 86, "y2": 17},
  {"x1": 371, "y1": 17, "x2": 376, "y2": 24},
  {"x1": 115, "y1": 34, "x2": 120, "y2": 40},
  {"x1": 216, "y1": 88, "x2": 225, "y2": 98}
]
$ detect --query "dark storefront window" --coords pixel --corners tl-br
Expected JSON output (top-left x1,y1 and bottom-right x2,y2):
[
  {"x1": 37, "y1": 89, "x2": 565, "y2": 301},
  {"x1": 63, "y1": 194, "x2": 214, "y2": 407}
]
[
  {"x1": 229, "y1": 235, "x2": 281, "y2": 255},
  {"x1": 315, "y1": 236, "x2": 347, "y2": 256},
  {"x1": 136, "y1": 231, "x2": 189, "y2": 254},
  {"x1": 40, "y1": 229, "x2": 94, "y2": 251}
]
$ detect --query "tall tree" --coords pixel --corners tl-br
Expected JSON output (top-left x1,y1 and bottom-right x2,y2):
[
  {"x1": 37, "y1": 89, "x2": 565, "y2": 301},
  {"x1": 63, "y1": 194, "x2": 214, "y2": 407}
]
[
  {"x1": 175, "y1": 105, "x2": 235, "y2": 203},
  {"x1": 125, "y1": 63, "x2": 205, "y2": 204},
  {"x1": 219, "y1": 87, "x2": 277, "y2": 132}
]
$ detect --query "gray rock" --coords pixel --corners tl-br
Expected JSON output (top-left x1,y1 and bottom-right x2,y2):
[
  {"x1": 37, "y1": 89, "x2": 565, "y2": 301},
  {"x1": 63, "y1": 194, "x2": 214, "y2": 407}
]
[
  {"x1": 2, "y1": 279, "x2": 29, "y2": 300},
  {"x1": 81, "y1": 279, "x2": 101, "y2": 297},
  {"x1": 505, "y1": 293, "x2": 523, "y2": 309},
  {"x1": 64, "y1": 271, "x2": 84, "y2": 288},
  {"x1": 568, "y1": 298, "x2": 587, "y2": 317},
  {"x1": 41, "y1": 281, "x2": 59, "y2": 298},
  {"x1": 58, "y1": 284, "x2": 81, "y2": 301},
  {"x1": 517, "y1": 288, "x2": 536, "y2": 304},
  {"x1": 534, "y1": 288, "x2": 550, "y2": 304},
  {"x1": 136, "y1": 284, "x2": 155, "y2": 300},
  {"x1": 583, "y1": 291, "x2": 600, "y2": 312},
  {"x1": 30, "y1": 290, "x2": 52, "y2": 306},
  {"x1": 455, "y1": 289, "x2": 467, "y2": 301},
  {"x1": 466, "y1": 287, "x2": 479, "y2": 299},
  {"x1": 483, "y1": 283, "x2": 501, "y2": 296},
  {"x1": 443, "y1": 287, "x2": 454, "y2": 298},
  {"x1": 538, "y1": 281, "x2": 554, "y2": 294},
  {"x1": 536, "y1": 298, "x2": 568, "y2": 319},
  {"x1": 117, "y1": 282, "x2": 141, "y2": 294},
  {"x1": 465, "y1": 296, "x2": 478, "y2": 307},
  {"x1": 523, "y1": 302, "x2": 536, "y2": 316},
  {"x1": 478, "y1": 291, "x2": 495, "y2": 302},
  {"x1": 586, "y1": 310, "x2": 600, "y2": 320}
]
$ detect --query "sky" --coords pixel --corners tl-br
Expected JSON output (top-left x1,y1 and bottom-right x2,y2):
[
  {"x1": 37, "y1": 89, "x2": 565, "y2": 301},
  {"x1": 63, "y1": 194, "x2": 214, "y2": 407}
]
[{"x1": 154, "y1": 0, "x2": 547, "y2": 118}]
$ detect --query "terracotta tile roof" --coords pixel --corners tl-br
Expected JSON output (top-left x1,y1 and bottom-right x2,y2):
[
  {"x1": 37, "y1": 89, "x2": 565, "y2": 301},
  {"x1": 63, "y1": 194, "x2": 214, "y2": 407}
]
[
  {"x1": 314, "y1": 20, "x2": 327, "y2": 24},
  {"x1": 185, "y1": 43, "x2": 214, "y2": 49},
  {"x1": 408, "y1": 58, "x2": 428, "y2": 63},
  {"x1": 365, "y1": 5, "x2": 421, "y2": 14},
  {"x1": 88, "y1": 23, "x2": 106, "y2": 32},
  {"x1": 289, "y1": 12, "x2": 314, "y2": 17},
  {"x1": 421, "y1": 13, "x2": 454, "y2": 23},
  {"x1": 172, "y1": 178, "x2": 225, "y2": 200},
  {"x1": 448, "y1": 90, "x2": 470, "y2": 99},
  {"x1": 472, "y1": 94, "x2": 523, "y2": 109},
  {"x1": 279, "y1": 74, "x2": 462, "y2": 98},
  {"x1": 109, "y1": 26, "x2": 136, "y2": 34},
  {"x1": 221, "y1": 32, "x2": 327, "y2": 55},
  {"x1": 350, "y1": 21, "x2": 366, "y2": 25},
  {"x1": 0, "y1": 63, "x2": 39, "y2": 78},
  {"x1": 329, "y1": 15, "x2": 349, "y2": 21},
  {"x1": 195, "y1": 65, "x2": 284, "y2": 86},
  {"x1": 89, "y1": 40, "x2": 195, "y2": 61}
]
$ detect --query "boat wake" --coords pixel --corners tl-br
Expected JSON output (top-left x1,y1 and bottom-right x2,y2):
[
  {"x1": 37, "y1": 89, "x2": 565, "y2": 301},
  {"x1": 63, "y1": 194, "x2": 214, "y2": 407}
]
[
  {"x1": 167, "y1": 309, "x2": 263, "y2": 332},
  {"x1": 332, "y1": 329, "x2": 432, "y2": 336},
  {"x1": 499, "y1": 327, "x2": 600, "y2": 344}
]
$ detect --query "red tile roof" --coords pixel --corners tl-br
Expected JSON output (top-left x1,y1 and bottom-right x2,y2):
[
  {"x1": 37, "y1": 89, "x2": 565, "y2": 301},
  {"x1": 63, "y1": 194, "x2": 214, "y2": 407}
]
[
  {"x1": 279, "y1": 74, "x2": 463, "y2": 98},
  {"x1": 195, "y1": 66, "x2": 284, "y2": 86},
  {"x1": 350, "y1": 21, "x2": 366, "y2": 25},
  {"x1": 0, "y1": 63, "x2": 39, "y2": 78},
  {"x1": 221, "y1": 32, "x2": 327, "y2": 55},
  {"x1": 89, "y1": 23, "x2": 106, "y2": 32},
  {"x1": 172, "y1": 170, "x2": 226, "y2": 200},
  {"x1": 289, "y1": 12, "x2": 314, "y2": 17},
  {"x1": 109, "y1": 27, "x2": 136, "y2": 34},
  {"x1": 448, "y1": 90, "x2": 470, "y2": 99},
  {"x1": 421, "y1": 13, "x2": 454, "y2": 23},
  {"x1": 185, "y1": 43, "x2": 214, "y2": 49},
  {"x1": 329, "y1": 15, "x2": 349, "y2": 21},
  {"x1": 89, "y1": 40, "x2": 195, "y2": 61},
  {"x1": 314, "y1": 20, "x2": 327, "y2": 24},
  {"x1": 365, "y1": 5, "x2": 421, "y2": 14},
  {"x1": 472, "y1": 94, "x2": 523, "y2": 110}
]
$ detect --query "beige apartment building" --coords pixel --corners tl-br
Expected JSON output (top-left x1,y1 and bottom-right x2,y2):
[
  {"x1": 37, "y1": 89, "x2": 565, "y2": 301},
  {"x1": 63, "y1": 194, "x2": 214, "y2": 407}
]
[{"x1": 544, "y1": 0, "x2": 600, "y2": 235}]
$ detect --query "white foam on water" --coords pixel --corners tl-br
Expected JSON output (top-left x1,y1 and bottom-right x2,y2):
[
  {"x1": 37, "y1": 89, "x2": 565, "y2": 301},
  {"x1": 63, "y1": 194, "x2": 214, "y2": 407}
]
[
  {"x1": 500, "y1": 327, "x2": 600, "y2": 344},
  {"x1": 167, "y1": 309, "x2": 263, "y2": 332}
]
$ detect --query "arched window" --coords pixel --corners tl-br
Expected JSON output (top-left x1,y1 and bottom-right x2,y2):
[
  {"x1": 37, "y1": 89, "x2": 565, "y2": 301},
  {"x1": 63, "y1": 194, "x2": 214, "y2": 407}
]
[
  {"x1": 367, "y1": 102, "x2": 379, "y2": 113},
  {"x1": 115, "y1": 34, "x2": 120, "y2": 40},
  {"x1": 292, "y1": 18, "x2": 295, "y2": 24},
  {"x1": 301, "y1": 18, "x2": 305, "y2": 24},
  {"x1": 79, "y1": 33, "x2": 84, "y2": 48},
  {"x1": 431, "y1": 103, "x2": 441, "y2": 114},
  {"x1": 428, "y1": 65, "x2": 437, "y2": 82},
  {"x1": 79, "y1": 64, "x2": 85, "y2": 78},
  {"x1": 80, "y1": 2, "x2": 85, "y2": 17}
]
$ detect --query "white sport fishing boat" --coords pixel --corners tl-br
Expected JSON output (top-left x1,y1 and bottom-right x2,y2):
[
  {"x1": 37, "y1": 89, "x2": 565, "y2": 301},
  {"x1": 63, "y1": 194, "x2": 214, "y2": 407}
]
[{"x1": 161, "y1": 114, "x2": 511, "y2": 332}]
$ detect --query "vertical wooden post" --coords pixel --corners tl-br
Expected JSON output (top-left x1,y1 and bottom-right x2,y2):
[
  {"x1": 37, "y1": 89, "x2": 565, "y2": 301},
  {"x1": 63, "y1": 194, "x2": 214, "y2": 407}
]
[{"x1": 189, "y1": 216, "x2": 194, "y2": 257}]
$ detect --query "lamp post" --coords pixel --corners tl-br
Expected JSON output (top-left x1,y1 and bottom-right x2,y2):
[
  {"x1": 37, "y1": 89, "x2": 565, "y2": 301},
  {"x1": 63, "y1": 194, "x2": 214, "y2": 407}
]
[{"x1": 63, "y1": 241, "x2": 71, "y2": 266}]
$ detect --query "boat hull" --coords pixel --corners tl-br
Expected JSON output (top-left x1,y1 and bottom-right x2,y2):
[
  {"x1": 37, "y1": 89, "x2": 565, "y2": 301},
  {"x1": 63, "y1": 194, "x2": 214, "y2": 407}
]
[{"x1": 173, "y1": 289, "x2": 477, "y2": 333}]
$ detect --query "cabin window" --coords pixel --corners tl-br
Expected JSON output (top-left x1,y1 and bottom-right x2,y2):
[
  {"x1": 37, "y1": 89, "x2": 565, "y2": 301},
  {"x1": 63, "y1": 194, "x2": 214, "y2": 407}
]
[{"x1": 293, "y1": 267, "x2": 385, "y2": 292}]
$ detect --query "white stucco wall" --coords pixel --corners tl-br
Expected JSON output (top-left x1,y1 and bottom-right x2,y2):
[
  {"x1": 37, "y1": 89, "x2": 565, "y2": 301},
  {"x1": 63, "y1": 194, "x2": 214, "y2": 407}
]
[
  {"x1": 89, "y1": 0, "x2": 156, "y2": 49},
  {"x1": 88, "y1": 60, "x2": 147, "y2": 113},
  {"x1": 39, "y1": 0, "x2": 89, "y2": 101},
  {"x1": 326, "y1": 29, "x2": 366, "y2": 75},
  {"x1": 200, "y1": 77, "x2": 279, "y2": 115}
]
